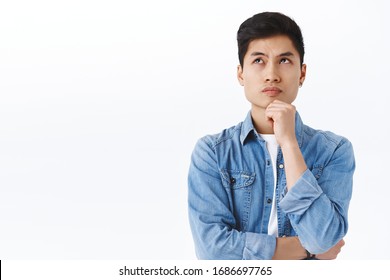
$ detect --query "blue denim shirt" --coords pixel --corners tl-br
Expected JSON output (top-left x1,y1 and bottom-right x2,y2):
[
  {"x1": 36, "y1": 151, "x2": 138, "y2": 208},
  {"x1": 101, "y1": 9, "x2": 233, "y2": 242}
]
[{"x1": 188, "y1": 111, "x2": 355, "y2": 259}]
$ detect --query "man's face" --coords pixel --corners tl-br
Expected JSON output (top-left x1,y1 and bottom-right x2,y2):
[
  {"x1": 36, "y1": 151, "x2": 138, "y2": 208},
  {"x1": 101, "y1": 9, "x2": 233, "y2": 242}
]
[{"x1": 237, "y1": 35, "x2": 306, "y2": 111}]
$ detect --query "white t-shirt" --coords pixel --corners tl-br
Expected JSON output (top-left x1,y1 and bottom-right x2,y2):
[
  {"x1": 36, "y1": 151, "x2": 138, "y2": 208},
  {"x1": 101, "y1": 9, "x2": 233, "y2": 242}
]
[{"x1": 260, "y1": 134, "x2": 279, "y2": 237}]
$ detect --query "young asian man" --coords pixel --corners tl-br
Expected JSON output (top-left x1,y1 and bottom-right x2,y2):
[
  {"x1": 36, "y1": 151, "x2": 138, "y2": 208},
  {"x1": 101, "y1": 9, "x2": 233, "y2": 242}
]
[{"x1": 188, "y1": 12, "x2": 355, "y2": 260}]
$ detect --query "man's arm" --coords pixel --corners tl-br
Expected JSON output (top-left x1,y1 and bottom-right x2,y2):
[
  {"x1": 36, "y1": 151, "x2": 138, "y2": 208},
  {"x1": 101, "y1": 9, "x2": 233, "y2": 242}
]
[
  {"x1": 264, "y1": 100, "x2": 306, "y2": 189},
  {"x1": 272, "y1": 236, "x2": 306, "y2": 259},
  {"x1": 265, "y1": 100, "x2": 354, "y2": 254},
  {"x1": 272, "y1": 237, "x2": 345, "y2": 260}
]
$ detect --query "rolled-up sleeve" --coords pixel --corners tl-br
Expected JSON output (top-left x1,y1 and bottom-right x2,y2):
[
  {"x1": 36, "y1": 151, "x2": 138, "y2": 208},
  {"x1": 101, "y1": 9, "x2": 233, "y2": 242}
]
[{"x1": 279, "y1": 138, "x2": 355, "y2": 254}]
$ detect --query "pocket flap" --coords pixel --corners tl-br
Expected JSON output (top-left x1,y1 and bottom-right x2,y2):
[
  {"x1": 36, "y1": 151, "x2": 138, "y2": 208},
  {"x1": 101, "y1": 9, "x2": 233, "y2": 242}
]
[{"x1": 220, "y1": 169, "x2": 255, "y2": 189}]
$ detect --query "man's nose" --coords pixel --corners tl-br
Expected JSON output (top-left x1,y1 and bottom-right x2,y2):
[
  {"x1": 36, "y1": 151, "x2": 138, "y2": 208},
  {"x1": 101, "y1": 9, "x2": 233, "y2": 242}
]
[{"x1": 264, "y1": 64, "x2": 281, "y2": 83}]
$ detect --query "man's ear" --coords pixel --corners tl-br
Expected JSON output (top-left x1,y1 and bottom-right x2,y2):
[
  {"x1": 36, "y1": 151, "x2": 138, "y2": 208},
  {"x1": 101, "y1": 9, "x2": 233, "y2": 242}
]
[
  {"x1": 299, "y1": 63, "x2": 307, "y2": 85},
  {"x1": 237, "y1": 64, "x2": 244, "y2": 86}
]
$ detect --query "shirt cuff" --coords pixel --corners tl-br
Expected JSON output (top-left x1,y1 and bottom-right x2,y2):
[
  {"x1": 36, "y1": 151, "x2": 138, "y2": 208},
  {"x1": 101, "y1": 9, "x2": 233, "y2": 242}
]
[
  {"x1": 243, "y1": 232, "x2": 276, "y2": 260},
  {"x1": 279, "y1": 169, "x2": 323, "y2": 216}
]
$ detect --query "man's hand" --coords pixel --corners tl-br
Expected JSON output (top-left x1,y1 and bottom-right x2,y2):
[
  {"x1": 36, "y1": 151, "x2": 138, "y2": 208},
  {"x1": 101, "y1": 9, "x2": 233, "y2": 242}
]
[
  {"x1": 315, "y1": 239, "x2": 345, "y2": 260},
  {"x1": 265, "y1": 100, "x2": 297, "y2": 148},
  {"x1": 265, "y1": 100, "x2": 306, "y2": 189}
]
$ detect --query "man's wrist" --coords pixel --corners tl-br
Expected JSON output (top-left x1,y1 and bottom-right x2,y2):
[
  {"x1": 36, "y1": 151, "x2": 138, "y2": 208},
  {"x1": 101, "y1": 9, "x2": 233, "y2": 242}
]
[{"x1": 279, "y1": 138, "x2": 299, "y2": 150}]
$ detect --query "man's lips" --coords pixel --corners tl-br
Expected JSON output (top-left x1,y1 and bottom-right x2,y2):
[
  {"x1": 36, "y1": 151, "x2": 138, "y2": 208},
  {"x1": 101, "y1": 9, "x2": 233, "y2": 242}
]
[{"x1": 262, "y1": 87, "x2": 282, "y2": 97}]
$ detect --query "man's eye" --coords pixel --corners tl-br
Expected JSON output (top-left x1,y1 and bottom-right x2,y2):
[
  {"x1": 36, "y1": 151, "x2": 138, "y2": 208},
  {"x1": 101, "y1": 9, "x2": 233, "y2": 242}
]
[
  {"x1": 254, "y1": 58, "x2": 263, "y2": 64},
  {"x1": 280, "y1": 58, "x2": 291, "y2": 64}
]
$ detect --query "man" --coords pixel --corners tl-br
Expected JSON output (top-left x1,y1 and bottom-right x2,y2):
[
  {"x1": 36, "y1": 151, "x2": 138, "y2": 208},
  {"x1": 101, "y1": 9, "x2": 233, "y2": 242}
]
[{"x1": 188, "y1": 12, "x2": 355, "y2": 260}]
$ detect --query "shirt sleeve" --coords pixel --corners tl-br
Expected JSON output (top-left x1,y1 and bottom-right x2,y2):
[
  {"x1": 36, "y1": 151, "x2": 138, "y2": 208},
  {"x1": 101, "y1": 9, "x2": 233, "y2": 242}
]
[
  {"x1": 279, "y1": 138, "x2": 355, "y2": 254},
  {"x1": 188, "y1": 137, "x2": 276, "y2": 260}
]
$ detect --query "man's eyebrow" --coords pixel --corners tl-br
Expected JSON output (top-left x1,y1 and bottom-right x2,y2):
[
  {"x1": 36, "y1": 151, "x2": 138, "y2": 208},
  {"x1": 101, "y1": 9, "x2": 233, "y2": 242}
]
[
  {"x1": 250, "y1": 51, "x2": 295, "y2": 57},
  {"x1": 278, "y1": 51, "x2": 294, "y2": 57},
  {"x1": 250, "y1": 52, "x2": 267, "y2": 57}
]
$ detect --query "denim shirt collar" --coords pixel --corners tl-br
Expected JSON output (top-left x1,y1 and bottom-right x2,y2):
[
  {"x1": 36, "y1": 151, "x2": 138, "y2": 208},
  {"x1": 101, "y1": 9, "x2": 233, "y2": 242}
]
[{"x1": 240, "y1": 110, "x2": 304, "y2": 147}]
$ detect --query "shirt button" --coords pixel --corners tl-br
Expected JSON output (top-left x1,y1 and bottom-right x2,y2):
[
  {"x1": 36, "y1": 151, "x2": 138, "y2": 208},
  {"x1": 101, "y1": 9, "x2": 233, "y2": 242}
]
[
  {"x1": 267, "y1": 198, "x2": 272, "y2": 204},
  {"x1": 279, "y1": 164, "x2": 284, "y2": 169}
]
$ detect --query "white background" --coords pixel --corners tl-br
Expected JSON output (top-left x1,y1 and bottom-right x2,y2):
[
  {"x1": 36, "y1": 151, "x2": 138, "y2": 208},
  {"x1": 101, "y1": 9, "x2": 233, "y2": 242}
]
[{"x1": 0, "y1": 0, "x2": 389, "y2": 259}]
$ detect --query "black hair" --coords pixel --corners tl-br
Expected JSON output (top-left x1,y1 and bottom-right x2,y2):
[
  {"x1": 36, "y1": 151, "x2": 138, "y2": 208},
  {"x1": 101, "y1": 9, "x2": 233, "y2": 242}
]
[{"x1": 237, "y1": 12, "x2": 305, "y2": 67}]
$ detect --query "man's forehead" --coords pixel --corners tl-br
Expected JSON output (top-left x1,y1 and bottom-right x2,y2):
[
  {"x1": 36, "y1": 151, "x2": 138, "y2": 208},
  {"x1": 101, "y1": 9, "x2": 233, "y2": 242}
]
[{"x1": 247, "y1": 35, "x2": 297, "y2": 56}]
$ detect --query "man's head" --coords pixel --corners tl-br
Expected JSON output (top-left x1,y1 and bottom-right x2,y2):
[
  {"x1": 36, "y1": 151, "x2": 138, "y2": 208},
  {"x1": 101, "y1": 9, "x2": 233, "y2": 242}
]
[
  {"x1": 236, "y1": 12, "x2": 307, "y2": 111},
  {"x1": 237, "y1": 12, "x2": 305, "y2": 67}
]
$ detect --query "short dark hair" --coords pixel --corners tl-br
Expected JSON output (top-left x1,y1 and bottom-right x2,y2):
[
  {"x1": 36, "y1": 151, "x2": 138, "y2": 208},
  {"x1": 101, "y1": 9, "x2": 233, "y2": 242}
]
[{"x1": 237, "y1": 12, "x2": 305, "y2": 67}]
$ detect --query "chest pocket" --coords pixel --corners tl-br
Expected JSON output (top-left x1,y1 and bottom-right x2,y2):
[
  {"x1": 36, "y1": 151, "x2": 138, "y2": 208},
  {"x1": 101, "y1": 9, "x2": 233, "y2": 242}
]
[
  {"x1": 220, "y1": 169, "x2": 256, "y2": 231},
  {"x1": 220, "y1": 169, "x2": 256, "y2": 189}
]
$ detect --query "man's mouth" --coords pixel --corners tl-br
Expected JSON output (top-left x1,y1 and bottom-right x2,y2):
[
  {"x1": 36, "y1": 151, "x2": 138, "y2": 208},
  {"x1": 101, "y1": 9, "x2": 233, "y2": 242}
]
[{"x1": 262, "y1": 87, "x2": 282, "y2": 97}]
